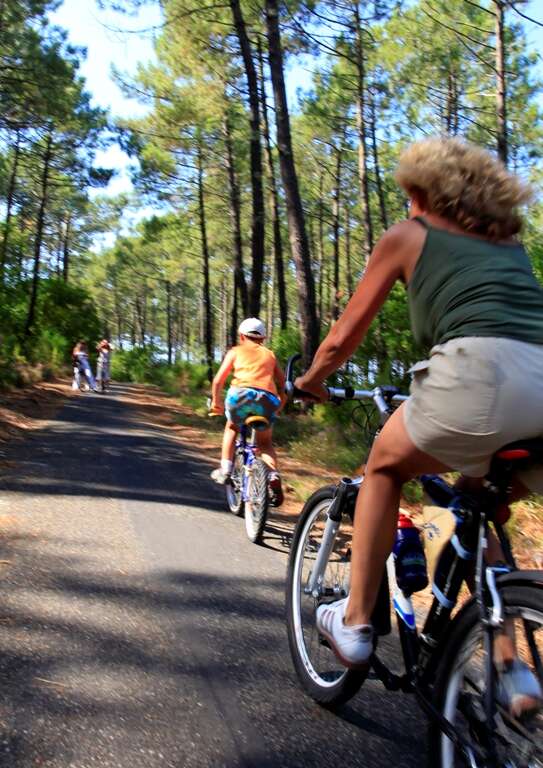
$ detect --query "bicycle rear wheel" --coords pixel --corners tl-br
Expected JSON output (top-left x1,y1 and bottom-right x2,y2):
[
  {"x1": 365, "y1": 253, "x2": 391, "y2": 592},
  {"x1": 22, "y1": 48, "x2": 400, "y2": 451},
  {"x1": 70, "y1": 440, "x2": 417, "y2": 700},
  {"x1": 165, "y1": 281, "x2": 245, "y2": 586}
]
[
  {"x1": 429, "y1": 584, "x2": 543, "y2": 768},
  {"x1": 286, "y1": 486, "x2": 368, "y2": 707},
  {"x1": 225, "y1": 450, "x2": 244, "y2": 516},
  {"x1": 244, "y1": 458, "x2": 269, "y2": 544}
]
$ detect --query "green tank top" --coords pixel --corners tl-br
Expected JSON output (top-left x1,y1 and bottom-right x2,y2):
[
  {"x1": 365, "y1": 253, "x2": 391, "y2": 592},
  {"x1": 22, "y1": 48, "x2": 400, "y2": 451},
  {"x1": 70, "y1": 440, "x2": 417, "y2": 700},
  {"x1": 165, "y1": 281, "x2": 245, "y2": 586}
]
[{"x1": 407, "y1": 217, "x2": 543, "y2": 350}]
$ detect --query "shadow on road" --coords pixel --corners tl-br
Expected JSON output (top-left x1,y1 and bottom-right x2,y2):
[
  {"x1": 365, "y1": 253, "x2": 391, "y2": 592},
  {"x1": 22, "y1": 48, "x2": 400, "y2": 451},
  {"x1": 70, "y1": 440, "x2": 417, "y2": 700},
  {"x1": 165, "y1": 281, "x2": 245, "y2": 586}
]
[
  {"x1": 0, "y1": 386, "x2": 228, "y2": 513},
  {"x1": 0, "y1": 385, "x2": 426, "y2": 767}
]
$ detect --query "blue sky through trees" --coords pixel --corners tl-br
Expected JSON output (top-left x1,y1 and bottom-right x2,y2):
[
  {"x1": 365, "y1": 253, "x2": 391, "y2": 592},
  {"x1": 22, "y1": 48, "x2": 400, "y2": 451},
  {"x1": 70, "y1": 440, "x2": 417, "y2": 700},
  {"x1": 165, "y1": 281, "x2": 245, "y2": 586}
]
[{"x1": 49, "y1": 0, "x2": 543, "y2": 201}]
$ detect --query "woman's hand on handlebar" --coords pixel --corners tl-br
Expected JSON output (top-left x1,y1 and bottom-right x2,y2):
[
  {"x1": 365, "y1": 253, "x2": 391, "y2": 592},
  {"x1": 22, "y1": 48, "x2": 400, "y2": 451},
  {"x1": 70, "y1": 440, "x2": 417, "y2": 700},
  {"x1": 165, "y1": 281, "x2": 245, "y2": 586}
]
[{"x1": 293, "y1": 376, "x2": 329, "y2": 403}]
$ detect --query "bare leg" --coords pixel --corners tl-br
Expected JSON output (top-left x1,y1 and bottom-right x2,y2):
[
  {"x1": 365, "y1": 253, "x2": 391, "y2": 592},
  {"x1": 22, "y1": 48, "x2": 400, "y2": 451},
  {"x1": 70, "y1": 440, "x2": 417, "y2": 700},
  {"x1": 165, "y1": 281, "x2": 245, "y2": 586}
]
[
  {"x1": 222, "y1": 422, "x2": 238, "y2": 463},
  {"x1": 344, "y1": 403, "x2": 449, "y2": 626},
  {"x1": 255, "y1": 428, "x2": 278, "y2": 471}
]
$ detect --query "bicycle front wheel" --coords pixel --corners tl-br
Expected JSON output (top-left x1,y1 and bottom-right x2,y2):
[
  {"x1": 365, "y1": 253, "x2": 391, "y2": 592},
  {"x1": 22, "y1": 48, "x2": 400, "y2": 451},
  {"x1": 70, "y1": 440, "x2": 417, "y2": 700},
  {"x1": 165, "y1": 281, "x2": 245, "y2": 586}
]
[
  {"x1": 285, "y1": 486, "x2": 367, "y2": 707},
  {"x1": 430, "y1": 583, "x2": 543, "y2": 768},
  {"x1": 244, "y1": 459, "x2": 269, "y2": 544},
  {"x1": 225, "y1": 450, "x2": 244, "y2": 516}
]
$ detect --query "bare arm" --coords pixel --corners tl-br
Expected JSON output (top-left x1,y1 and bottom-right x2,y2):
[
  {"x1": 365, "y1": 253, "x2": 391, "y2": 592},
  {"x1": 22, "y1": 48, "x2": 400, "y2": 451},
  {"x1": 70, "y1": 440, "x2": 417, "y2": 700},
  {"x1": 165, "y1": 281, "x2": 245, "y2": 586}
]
[
  {"x1": 273, "y1": 359, "x2": 287, "y2": 411},
  {"x1": 210, "y1": 349, "x2": 236, "y2": 413},
  {"x1": 296, "y1": 224, "x2": 413, "y2": 397}
]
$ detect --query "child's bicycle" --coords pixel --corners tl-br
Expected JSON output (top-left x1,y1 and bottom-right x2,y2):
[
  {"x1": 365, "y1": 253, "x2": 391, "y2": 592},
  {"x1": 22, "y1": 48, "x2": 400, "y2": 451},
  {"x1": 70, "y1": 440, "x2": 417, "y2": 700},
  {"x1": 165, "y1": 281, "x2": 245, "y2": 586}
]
[
  {"x1": 284, "y1": 354, "x2": 542, "y2": 768},
  {"x1": 210, "y1": 409, "x2": 271, "y2": 544}
]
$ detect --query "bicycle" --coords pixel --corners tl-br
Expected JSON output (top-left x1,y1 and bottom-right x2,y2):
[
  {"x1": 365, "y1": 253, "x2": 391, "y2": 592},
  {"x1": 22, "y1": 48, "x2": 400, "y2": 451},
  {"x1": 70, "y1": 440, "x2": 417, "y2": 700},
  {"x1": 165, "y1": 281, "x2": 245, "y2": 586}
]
[
  {"x1": 284, "y1": 354, "x2": 543, "y2": 768},
  {"x1": 72, "y1": 364, "x2": 91, "y2": 392},
  {"x1": 212, "y1": 411, "x2": 271, "y2": 544}
]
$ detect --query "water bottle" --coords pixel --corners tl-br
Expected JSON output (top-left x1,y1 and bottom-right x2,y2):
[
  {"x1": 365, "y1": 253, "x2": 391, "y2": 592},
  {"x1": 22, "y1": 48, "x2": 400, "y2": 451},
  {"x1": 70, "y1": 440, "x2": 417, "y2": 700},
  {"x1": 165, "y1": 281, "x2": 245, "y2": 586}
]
[{"x1": 393, "y1": 513, "x2": 428, "y2": 594}]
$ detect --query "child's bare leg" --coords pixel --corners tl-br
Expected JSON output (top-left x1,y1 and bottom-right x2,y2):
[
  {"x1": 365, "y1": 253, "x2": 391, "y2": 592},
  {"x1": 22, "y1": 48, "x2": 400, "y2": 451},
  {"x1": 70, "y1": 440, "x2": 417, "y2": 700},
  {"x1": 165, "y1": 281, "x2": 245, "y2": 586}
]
[
  {"x1": 222, "y1": 422, "x2": 237, "y2": 463},
  {"x1": 255, "y1": 428, "x2": 278, "y2": 471}
]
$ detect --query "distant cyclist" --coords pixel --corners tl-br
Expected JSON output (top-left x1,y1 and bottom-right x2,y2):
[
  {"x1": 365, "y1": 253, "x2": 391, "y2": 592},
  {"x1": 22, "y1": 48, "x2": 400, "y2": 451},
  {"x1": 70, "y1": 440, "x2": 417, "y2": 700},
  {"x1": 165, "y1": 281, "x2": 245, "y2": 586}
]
[
  {"x1": 209, "y1": 318, "x2": 287, "y2": 506},
  {"x1": 96, "y1": 339, "x2": 112, "y2": 391},
  {"x1": 72, "y1": 341, "x2": 98, "y2": 392}
]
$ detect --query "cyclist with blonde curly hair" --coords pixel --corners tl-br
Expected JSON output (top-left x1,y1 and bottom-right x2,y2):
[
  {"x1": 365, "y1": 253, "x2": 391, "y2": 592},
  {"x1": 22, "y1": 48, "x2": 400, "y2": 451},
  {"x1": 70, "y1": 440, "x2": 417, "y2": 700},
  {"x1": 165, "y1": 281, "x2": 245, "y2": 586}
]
[{"x1": 295, "y1": 137, "x2": 543, "y2": 713}]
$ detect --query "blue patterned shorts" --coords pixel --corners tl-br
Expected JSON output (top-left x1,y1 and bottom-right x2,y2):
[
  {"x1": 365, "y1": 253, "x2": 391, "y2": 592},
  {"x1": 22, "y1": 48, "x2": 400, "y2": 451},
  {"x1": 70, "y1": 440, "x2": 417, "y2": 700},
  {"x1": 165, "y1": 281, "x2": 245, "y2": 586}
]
[{"x1": 225, "y1": 387, "x2": 281, "y2": 430}]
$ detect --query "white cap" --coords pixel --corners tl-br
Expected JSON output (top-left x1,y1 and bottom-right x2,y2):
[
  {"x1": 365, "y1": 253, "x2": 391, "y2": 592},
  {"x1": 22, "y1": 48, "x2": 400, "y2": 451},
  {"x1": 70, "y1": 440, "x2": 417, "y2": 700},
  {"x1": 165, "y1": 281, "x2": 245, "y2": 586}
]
[{"x1": 238, "y1": 317, "x2": 266, "y2": 338}]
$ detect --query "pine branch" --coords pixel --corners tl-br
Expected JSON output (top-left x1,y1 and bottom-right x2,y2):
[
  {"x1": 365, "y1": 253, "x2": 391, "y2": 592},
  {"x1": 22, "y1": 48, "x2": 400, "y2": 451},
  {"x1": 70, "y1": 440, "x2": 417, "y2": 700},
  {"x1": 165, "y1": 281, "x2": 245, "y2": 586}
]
[
  {"x1": 462, "y1": 0, "x2": 494, "y2": 16},
  {"x1": 510, "y1": 3, "x2": 543, "y2": 28},
  {"x1": 421, "y1": 5, "x2": 495, "y2": 50}
]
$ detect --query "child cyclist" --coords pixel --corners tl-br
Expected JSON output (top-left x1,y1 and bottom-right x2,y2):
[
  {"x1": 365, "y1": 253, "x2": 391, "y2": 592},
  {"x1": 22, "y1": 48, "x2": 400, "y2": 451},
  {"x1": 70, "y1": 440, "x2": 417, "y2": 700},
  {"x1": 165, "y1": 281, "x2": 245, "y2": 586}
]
[{"x1": 210, "y1": 317, "x2": 286, "y2": 507}]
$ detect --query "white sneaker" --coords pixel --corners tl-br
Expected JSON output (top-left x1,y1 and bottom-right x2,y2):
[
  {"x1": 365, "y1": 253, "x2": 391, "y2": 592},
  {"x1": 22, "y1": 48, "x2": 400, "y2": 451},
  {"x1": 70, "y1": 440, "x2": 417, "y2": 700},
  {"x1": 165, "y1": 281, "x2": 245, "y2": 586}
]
[
  {"x1": 497, "y1": 659, "x2": 542, "y2": 718},
  {"x1": 211, "y1": 468, "x2": 231, "y2": 485},
  {"x1": 316, "y1": 598, "x2": 373, "y2": 668}
]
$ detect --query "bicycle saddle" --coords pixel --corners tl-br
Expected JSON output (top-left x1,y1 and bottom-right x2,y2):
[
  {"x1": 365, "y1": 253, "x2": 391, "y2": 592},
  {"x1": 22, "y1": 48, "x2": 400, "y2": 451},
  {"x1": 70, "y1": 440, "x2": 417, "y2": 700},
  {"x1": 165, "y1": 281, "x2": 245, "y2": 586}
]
[{"x1": 244, "y1": 414, "x2": 270, "y2": 431}]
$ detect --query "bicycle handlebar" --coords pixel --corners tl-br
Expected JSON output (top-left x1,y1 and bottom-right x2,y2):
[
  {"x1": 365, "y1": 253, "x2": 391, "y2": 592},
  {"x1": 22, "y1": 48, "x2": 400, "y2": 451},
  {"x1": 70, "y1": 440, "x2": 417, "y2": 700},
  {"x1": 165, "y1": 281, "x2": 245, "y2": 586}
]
[
  {"x1": 284, "y1": 353, "x2": 320, "y2": 401},
  {"x1": 284, "y1": 353, "x2": 408, "y2": 418}
]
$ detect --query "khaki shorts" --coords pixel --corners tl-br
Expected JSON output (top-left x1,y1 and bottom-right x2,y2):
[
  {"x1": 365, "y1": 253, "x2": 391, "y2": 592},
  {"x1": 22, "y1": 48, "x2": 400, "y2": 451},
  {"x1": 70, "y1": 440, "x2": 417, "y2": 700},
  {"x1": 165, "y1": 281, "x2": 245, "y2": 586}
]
[{"x1": 404, "y1": 337, "x2": 543, "y2": 491}]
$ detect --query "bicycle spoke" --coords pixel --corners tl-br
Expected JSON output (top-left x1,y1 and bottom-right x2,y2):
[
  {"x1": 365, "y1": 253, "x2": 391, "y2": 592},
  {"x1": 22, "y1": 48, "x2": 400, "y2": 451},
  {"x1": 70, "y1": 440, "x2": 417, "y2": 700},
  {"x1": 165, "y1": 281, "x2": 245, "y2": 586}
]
[
  {"x1": 442, "y1": 606, "x2": 543, "y2": 768},
  {"x1": 295, "y1": 501, "x2": 352, "y2": 685}
]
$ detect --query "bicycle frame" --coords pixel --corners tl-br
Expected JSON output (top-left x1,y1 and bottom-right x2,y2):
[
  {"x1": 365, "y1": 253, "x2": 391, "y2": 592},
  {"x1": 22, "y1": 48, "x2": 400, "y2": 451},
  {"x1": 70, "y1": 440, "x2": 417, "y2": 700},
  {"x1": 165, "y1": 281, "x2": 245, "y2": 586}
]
[
  {"x1": 309, "y1": 469, "x2": 542, "y2": 767},
  {"x1": 236, "y1": 424, "x2": 258, "y2": 503}
]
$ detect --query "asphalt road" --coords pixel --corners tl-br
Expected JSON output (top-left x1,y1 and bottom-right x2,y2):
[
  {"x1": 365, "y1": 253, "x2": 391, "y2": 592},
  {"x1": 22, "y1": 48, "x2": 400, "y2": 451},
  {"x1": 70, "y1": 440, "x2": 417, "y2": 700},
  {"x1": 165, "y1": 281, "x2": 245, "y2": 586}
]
[{"x1": 0, "y1": 384, "x2": 426, "y2": 768}]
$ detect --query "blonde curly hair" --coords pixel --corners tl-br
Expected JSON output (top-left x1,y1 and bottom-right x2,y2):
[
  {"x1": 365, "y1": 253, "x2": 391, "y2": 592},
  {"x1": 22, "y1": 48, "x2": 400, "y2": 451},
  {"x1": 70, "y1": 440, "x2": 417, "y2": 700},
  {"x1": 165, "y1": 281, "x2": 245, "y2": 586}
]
[{"x1": 395, "y1": 137, "x2": 533, "y2": 239}]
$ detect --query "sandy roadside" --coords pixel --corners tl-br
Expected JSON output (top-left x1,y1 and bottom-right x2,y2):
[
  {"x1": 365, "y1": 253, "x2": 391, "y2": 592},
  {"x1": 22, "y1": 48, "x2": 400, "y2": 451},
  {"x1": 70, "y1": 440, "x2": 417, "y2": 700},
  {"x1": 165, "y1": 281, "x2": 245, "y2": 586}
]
[{"x1": 0, "y1": 379, "x2": 73, "y2": 444}]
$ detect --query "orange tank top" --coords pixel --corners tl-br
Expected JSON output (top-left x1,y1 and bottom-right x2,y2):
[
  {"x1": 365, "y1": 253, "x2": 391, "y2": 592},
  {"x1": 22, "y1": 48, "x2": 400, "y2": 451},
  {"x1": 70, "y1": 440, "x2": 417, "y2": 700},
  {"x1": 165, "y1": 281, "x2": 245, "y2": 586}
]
[{"x1": 230, "y1": 341, "x2": 278, "y2": 396}]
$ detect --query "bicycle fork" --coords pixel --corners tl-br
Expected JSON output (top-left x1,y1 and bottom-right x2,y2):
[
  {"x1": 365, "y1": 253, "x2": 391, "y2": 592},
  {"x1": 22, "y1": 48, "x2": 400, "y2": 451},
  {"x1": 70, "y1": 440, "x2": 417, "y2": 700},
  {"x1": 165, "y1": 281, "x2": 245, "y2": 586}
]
[{"x1": 306, "y1": 478, "x2": 356, "y2": 597}]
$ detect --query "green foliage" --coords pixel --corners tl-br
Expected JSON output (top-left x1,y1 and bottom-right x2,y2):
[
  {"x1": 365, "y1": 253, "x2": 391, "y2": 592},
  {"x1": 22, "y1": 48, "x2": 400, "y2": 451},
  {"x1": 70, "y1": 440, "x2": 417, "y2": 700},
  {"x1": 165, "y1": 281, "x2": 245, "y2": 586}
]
[
  {"x1": 35, "y1": 280, "x2": 101, "y2": 356},
  {"x1": 0, "y1": 278, "x2": 100, "y2": 388},
  {"x1": 269, "y1": 327, "x2": 302, "y2": 364},
  {"x1": 110, "y1": 348, "x2": 210, "y2": 396},
  {"x1": 110, "y1": 347, "x2": 156, "y2": 383}
]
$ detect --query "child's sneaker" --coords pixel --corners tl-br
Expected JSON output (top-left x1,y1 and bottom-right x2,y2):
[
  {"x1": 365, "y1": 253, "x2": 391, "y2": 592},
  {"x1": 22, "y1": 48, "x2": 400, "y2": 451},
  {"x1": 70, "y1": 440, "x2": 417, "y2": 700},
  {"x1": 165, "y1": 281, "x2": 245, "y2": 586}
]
[
  {"x1": 268, "y1": 472, "x2": 284, "y2": 507},
  {"x1": 211, "y1": 468, "x2": 231, "y2": 485}
]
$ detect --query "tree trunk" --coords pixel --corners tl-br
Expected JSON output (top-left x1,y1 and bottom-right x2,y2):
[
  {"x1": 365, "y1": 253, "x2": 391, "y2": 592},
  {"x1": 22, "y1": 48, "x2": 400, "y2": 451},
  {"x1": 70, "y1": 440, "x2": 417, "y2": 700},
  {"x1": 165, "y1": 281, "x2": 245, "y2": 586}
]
[
  {"x1": 135, "y1": 292, "x2": 147, "y2": 346},
  {"x1": 25, "y1": 132, "x2": 52, "y2": 339},
  {"x1": 345, "y1": 204, "x2": 353, "y2": 297},
  {"x1": 115, "y1": 295, "x2": 123, "y2": 350},
  {"x1": 130, "y1": 307, "x2": 137, "y2": 347},
  {"x1": 197, "y1": 143, "x2": 214, "y2": 382},
  {"x1": 223, "y1": 109, "x2": 248, "y2": 314},
  {"x1": 229, "y1": 0, "x2": 265, "y2": 316},
  {"x1": 230, "y1": 272, "x2": 239, "y2": 347},
  {"x1": 369, "y1": 93, "x2": 388, "y2": 232},
  {"x1": 1, "y1": 130, "x2": 21, "y2": 282},
  {"x1": 266, "y1": 258, "x2": 275, "y2": 338},
  {"x1": 55, "y1": 222, "x2": 63, "y2": 277},
  {"x1": 494, "y1": 0, "x2": 508, "y2": 165},
  {"x1": 264, "y1": 0, "x2": 319, "y2": 364},
  {"x1": 317, "y1": 171, "x2": 325, "y2": 323},
  {"x1": 165, "y1": 280, "x2": 173, "y2": 365},
  {"x1": 179, "y1": 288, "x2": 186, "y2": 359},
  {"x1": 257, "y1": 39, "x2": 288, "y2": 330},
  {"x1": 332, "y1": 143, "x2": 343, "y2": 321},
  {"x1": 62, "y1": 214, "x2": 72, "y2": 282},
  {"x1": 354, "y1": 2, "x2": 373, "y2": 258}
]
